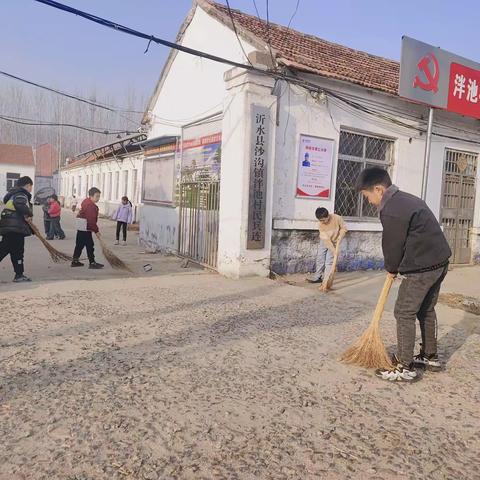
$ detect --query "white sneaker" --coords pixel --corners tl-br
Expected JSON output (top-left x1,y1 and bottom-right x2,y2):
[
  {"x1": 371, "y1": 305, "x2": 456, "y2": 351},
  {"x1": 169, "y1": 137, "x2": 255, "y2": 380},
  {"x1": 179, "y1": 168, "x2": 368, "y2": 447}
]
[
  {"x1": 122, "y1": 241, "x2": 127, "y2": 246},
  {"x1": 114, "y1": 240, "x2": 119, "y2": 245}
]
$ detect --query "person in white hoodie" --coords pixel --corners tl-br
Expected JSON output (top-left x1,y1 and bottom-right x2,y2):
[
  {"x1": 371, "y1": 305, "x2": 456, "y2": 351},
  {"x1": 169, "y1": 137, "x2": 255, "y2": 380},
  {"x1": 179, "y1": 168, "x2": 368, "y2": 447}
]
[{"x1": 112, "y1": 196, "x2": 133, "y2": 245}]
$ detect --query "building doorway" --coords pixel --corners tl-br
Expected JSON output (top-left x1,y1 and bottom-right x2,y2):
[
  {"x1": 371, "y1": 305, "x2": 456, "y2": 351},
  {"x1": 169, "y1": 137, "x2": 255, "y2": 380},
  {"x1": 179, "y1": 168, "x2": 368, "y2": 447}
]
[
  {"x1": 178, "y1": 116, "x2": 222, "y2": 269},
  {"x1": 441, "y1": 148, "x2": 477, "y2": 263}
]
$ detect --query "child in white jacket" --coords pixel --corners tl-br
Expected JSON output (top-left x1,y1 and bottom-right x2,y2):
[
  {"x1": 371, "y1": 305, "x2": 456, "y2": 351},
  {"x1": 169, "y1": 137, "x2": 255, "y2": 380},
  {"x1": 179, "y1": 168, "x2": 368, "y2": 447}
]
[{"x1": 112, "y1": 196, "x2": 133, "y2": 245}]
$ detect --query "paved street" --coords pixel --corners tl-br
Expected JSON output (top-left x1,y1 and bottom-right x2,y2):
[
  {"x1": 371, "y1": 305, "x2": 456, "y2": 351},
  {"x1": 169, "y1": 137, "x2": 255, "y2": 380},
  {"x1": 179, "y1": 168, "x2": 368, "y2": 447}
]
[{"x1": 0, "y1": 208, "x2": 479, "y2": 479}]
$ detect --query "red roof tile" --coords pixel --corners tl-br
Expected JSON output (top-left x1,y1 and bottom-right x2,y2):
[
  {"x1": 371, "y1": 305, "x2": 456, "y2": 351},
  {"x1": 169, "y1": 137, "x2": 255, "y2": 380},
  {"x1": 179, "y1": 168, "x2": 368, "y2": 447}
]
[
  {"x1": 0, "y1": 144, "x2": 34, "y2": 167},
  {"x1": 201, "y1": 1, "x2": 399, "y2": 95}
]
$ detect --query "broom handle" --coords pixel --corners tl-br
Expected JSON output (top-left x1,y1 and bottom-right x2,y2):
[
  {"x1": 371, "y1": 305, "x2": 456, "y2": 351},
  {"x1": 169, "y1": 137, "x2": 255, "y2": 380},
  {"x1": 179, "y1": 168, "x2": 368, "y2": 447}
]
[
  {"x1": 331, "y1": 242, "x2": 340, "y2": 272},
  {"x1": 372, "y1": 275, "x2": 395, "y2": 324}
]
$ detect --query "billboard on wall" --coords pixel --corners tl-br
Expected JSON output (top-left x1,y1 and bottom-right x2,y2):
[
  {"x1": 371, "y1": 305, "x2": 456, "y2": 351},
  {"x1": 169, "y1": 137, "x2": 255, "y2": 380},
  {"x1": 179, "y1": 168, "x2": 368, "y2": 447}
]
[
  {"x1": 181, "y1": 118, "x2": 222, "y2": 182},
  {"x1": 296, "y1": 135, "x2": 335, "y2": 199},
  {"x1": 400, "y1": 36, "x2": 480, "y2": 119}
]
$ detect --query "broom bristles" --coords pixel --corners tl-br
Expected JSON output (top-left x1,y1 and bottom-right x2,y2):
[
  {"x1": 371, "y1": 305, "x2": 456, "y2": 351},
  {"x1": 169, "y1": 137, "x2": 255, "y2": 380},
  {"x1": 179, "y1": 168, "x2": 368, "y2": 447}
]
[
  {"x1": 96, "y1": 234, "x2": 133, "y2": 272},
  {"x1": 30, "y1": 222, "x2": 73, "y2": 263},
  {"x1": 340, "y1": 275, "x2": 395, "y2": 370}
]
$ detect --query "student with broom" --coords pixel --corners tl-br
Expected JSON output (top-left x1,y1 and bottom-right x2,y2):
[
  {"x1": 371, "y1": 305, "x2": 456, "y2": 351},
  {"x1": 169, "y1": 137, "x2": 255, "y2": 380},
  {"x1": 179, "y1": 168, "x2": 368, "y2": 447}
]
[
  {"x1": 71, "y1": 187, "x2": 104, "y2": 270},
  {"x1": 306, "y1": 207, "x2": 347, "y2": 285},
  {"x1": 0, "y1": 176, "x2": 34, "y2": 282},
  {"x1": 356, "y1": 167, "x2": 451, "y2": 382}
]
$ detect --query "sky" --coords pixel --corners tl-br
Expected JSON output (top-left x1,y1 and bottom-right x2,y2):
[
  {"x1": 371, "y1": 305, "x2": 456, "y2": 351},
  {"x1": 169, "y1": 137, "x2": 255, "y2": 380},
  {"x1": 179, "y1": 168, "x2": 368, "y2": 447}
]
[{"x1": 1, "y1": 0, "x2": 480, "y2": 106}]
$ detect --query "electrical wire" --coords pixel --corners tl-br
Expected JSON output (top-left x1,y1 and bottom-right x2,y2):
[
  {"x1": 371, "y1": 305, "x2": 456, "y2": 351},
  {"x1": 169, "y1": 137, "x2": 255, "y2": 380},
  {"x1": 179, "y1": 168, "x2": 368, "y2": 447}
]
[
  {"x1": 286, "y1": 0, "x2": 300, "y2": 30},
  {"x1": 34, "y1": 0, "x2": 480, "y2": 146},
  {"x1": 33, "y1": 0, "x2": 258, "y2": 73},
  {"x1": 0, "y1": 114, "x2": 136, "y2": 135},
  {"x1": 225, "y1": 0, "x2": 253, "y2": 66},
  {"x1": 2, "y1": 112, "x2": 137, "y2": 133},
  {"x1": 0, "y1": 70, "x2": 143, "y2": 114},
  {"x1": 252, "y1": 0, "x2": 261, "y2": 19},
  {"x1": 264, "y1": 0, "x2": 277, "y2": 68}
]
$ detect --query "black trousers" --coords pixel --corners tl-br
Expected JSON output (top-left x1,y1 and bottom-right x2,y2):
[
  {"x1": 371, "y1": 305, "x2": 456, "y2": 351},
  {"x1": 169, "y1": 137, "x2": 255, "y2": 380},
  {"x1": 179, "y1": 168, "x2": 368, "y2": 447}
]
[
  {"x1": 44, "y1": 219, "x2": 51, "y2": 236},
  {"x1": 73, "y1": 231, "x2": 95, "y2": 263},
  {"x1": 0, "y1": 233, "x2": 25, "y2": 276},
  {"x1": 116, "y1": 221, "x2": 127, "y2": 241},
  {"x1": 394, "y1": 265, "x2": 449, "y2": 365}
]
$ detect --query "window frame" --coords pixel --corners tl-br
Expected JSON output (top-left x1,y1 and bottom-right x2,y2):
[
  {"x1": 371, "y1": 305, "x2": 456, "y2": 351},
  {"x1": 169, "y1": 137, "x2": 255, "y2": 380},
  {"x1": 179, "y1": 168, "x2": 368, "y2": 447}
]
[
  {"x1": 6, "y1": 172, "x2": 20, "y2": 191},
  {"x1": 335, "y1": 129, "x2": 395, "y2": 220},
  {"x1": 142, "y1": 153, "x2": 176, "y2": 206}
]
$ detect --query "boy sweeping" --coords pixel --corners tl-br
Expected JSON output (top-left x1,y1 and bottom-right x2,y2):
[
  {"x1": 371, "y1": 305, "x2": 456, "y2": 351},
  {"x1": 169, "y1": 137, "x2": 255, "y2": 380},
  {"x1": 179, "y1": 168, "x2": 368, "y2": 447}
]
[
  {"x1": 356, "y1": 167, "x2": 451, "y2": 382},
  {"x1": 307, "y1": 207, "x2": 347, "y2": 285},
  {"x1": 71, "y1": 187, "x2": 104, "y2": 269}
]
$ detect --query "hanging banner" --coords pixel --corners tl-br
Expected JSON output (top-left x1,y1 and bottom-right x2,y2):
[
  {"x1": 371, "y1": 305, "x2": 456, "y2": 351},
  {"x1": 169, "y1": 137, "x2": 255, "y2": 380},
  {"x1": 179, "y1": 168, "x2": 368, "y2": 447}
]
[
  {"x1": 296, "y1": 135, "x2": 334, "y2": 198},
  {"x1": 247, "y1": 105, "x2": 270, "y2": 250},
  {"x1": 400, "y1": 36, "x2": 480, "y2": 120}
]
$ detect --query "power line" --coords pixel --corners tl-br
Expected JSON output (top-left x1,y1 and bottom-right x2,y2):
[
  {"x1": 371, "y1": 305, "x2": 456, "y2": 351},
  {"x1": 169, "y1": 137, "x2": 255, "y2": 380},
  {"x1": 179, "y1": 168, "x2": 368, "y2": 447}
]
[
  {"x1": 264, "y1": 0, "x2": 277, "y2": 67},
  {"x1": 0, "y1": 70, "x2": 143, "y2": 115},
  {"x1": 33, "y1": 0, "x2": 259, "y2": 72},
  {"x1": 252, "y1": 0, "x2": 261, "y2": 19},
  {"x1": 286, "y1": 0, "x2": 300, "y2": 30},
  {"x1": 0, "y1": 112, "x2": 135, "y2": 132},
  {"x1": 34, "y1": 0, "x2": 480, "y2": 147},
  {"x1": 225, "y1": 0, "x2": 253, "y2": 66},
  {"x1": 0, "y1": 114, "x2": 136, "y2": 135}
]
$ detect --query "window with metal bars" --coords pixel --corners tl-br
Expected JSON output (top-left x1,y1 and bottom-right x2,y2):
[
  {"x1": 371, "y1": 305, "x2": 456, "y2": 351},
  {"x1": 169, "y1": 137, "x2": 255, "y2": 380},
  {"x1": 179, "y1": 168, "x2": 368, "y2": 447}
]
[{"x1": 334, "y1": 130, "x2": 394, "y2": 219}]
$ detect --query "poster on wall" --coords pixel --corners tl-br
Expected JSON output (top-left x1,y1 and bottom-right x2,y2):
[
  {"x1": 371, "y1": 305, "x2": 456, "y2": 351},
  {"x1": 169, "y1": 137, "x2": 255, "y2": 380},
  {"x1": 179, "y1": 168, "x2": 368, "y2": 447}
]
[
  {"x1": 181, "y1": 117, "x2": 222, "y2": 183},
  {"x1": 296, "y1": 135, "x2": 335, "y2": 199}
]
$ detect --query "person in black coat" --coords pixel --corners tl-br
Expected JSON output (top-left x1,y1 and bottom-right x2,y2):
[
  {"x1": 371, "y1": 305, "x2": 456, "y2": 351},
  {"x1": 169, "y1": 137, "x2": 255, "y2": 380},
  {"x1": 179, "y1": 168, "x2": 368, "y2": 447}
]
[
  {"x1": 0, "y1": 176, "x2": 34, "y2": 282},
  {"x1": 356, "y1": 167, "x2": 451, "y2": 383},
  {"x1": 42, "y1": 199, "x2": 51, "y2": 236}
]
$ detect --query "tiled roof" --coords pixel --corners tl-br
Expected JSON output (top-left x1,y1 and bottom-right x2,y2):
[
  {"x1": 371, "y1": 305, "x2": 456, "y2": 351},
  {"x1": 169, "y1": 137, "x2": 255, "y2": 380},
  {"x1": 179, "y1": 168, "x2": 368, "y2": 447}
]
[
  {"x1": 201, "y1": 0, "x2": 400, "y2": 95},
  {"x1": 0, "y1": 144, "x2": 34, "y2": 167}
]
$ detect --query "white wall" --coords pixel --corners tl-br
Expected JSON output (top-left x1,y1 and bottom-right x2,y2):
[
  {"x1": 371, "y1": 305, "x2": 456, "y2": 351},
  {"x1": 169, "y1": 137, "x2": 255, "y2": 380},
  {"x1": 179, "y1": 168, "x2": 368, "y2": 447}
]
[
  {"x1": 272, "y1": 75, "x2": 480, "y2": 234},
  {"x1": 139, "y1": 204, "x2": 178, "y2": 252},
  {"x1": 0, "y1": 164, "x2": 36, "y2": 199},
  {"x1": 60, "y1": 154, "x2": 143, "y2": 220},
  {"x1": 140, "y1": 4, "x2": 258, "y2": 253},
  {"x1": 147, "y1": 5, "x2": 256, "y2": 139}
]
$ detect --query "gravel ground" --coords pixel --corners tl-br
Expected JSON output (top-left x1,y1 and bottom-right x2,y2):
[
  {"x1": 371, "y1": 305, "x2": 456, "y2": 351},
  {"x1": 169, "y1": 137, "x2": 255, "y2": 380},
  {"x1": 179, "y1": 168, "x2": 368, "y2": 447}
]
[{"x1": 1, "y1": 268, "x2": 479, "y2": 480}]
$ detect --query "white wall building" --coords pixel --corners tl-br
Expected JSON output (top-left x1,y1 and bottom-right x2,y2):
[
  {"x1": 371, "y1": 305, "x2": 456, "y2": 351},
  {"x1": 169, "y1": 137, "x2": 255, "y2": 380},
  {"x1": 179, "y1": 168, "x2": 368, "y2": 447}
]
[
  {"x1": 0, "y1": 144, "x2": 36, "y2": 199},
  {"x1": 59, "y1": 135, "x2": 145, "y2": 220},
  {"x1": 139, "y1": 0, "x2": 480, "y2": 276}
]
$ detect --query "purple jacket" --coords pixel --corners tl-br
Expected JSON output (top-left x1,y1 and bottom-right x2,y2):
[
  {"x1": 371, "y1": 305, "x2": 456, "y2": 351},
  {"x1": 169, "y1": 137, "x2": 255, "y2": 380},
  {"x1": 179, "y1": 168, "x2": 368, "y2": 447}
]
[{"x1": 112, "y1": 203, "x2": 133, "y2": 224}]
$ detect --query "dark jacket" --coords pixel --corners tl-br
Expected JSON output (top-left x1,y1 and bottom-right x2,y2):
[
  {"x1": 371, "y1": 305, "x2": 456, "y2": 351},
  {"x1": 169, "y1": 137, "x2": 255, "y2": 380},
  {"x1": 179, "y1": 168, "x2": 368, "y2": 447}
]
[
  {"x1": 42, "y1": 203, "x2": 51, "y2": 221},
  {"x1": 77, "y1": 197, "x2": 99, "y2": 233},
  {"x1": 0, "y1": 187, "x2": 33, "y2": 237},
  {"x1": 380, "y1": 185, "x2": 451, "y2": 274}
]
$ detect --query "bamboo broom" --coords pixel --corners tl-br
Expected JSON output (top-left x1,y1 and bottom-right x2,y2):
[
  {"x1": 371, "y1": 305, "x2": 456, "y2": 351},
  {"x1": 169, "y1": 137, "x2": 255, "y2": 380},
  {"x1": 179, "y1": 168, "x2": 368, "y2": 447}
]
[
  {"x1": 95, "y1": 233, "x2": 133, "y2": 272},
  {"x1": 29, "y1": 222, "x2": 73, "y2": 263},
  {"x1": 340, "y1": 274, "x2": 394, "y2": 369},
  {"x1": 320, "y1": 242, "x2": 340, "y2": 292}
]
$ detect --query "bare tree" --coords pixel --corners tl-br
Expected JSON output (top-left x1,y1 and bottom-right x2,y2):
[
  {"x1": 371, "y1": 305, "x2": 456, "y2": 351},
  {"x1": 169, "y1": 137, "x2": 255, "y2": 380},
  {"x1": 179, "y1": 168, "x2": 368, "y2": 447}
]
[{"x1": 0, "y1": 78, "x2": 146, "y2": 165}]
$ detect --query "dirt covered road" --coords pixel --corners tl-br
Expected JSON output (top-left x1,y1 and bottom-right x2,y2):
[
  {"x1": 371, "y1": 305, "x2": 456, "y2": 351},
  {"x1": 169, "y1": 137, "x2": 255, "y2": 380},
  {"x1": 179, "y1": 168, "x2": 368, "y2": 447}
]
[{"x1": 1, "y1": 267, "x2": 479, "y2": 479}]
